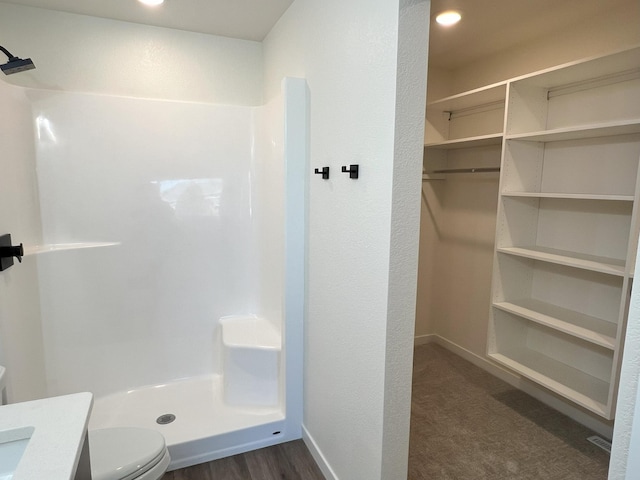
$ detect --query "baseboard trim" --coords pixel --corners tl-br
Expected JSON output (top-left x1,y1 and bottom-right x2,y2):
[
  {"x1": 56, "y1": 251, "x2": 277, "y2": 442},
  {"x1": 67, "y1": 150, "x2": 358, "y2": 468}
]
[
  {"x1": 416, "y1": 334, "x2": 614, "y2": 439},
  {"x1": 427, "y1": 335, "x2": 522, "y2": 386},
  {"x1": 414, "y1": 334, "x2": 436, "y2": 346},
  {"x1": 302, "y1": 424, "x2": 339, "y2": 480}
]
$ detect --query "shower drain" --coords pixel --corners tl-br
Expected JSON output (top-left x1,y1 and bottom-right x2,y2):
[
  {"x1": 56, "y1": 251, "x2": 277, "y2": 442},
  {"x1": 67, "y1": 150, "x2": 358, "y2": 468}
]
[{"x1": 156, "y1": 414, "x2": 176, "y2": 425}]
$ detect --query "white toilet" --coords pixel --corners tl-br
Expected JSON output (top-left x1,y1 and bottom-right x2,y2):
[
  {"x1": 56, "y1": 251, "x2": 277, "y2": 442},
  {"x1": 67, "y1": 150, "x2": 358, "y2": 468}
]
[
  {"x1": 89, "y1": 427, "x2": 171, "y2": 480},
  {"x1": 0, "y1": 366, "x2": 170, "y2": 480}
]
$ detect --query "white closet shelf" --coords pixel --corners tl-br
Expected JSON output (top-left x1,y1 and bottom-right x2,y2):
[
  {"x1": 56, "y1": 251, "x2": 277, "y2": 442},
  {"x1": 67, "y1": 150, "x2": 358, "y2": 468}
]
[
  {"x1": 422, "y1": 173, "x2": 445, "y2": 181},
  {"x1": 493, "y1": 300, "x2": 616, "y2": 349},
  {"x1": 489, "y1": 350, "x2": 610, "y2": 418},
  {"x1": 425, "y1": 133, "x2": 503, "y2": 150},
  {"x1": 497, "y1": 246, "x2": 626, "y2": 276},
  {"x1": 501, "y1": 192, "x2": 635, "y2": 202},
  {"x1": 506, "y1": 120, "x2": 640, "y2": 143},
  {"x1": 426, "y1": 82, "x2": 507, "y2": 112},
  {"x1": 509, "y1": 46, "x2": 640, "y2": 90}
]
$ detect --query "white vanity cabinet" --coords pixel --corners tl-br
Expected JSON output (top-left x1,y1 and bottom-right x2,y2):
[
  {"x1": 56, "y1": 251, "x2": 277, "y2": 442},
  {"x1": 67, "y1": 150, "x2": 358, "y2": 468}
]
[{"x1": 0, "y1": 392, "x2": 93, "y2": 479}]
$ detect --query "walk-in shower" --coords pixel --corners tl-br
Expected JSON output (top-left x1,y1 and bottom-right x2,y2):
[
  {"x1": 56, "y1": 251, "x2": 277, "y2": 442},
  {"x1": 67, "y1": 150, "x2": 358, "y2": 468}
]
[{"x1": 0, "y1": 76, "x2": 306, "y2": 470}]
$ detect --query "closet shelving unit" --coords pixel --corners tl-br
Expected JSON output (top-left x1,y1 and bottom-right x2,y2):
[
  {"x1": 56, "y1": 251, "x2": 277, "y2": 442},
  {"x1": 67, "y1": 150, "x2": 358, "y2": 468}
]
[
  {"x1": 489, "y1": 46, "x2": 640, "y2": 419},
  {"x1": 424, "y1": 45, "x2": 640, "y2": 420},
  {"x1": 423, "y1": 82, "x2": 506, "y2": 180}
]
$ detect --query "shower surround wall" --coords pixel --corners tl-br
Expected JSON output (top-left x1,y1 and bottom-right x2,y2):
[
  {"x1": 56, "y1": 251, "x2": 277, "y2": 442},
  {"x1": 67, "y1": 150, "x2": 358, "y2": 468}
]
[
  {"x1": 31, "y1": 91, "x2": 261, "y2": 396},
  {"x1": 0, "y1": 79, "x2": 47, "y2": 404},
  {"x1": 0, "y1": 78, "x2": 305, "y2": 469}
]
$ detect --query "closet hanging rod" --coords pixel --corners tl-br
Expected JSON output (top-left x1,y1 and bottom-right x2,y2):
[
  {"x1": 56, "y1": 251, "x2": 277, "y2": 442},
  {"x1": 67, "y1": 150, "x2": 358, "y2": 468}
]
[
  {"x1": 431, "y1": 167, "x2": 501, "y2": 174},
  {"x1": 444, "y1": 100, "x2": 505, "y2": 120}
]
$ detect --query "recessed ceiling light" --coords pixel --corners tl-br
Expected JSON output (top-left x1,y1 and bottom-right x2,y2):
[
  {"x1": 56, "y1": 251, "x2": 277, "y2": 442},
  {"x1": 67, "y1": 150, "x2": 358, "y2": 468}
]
[
  {"x1": 436, "y1": 11, "x2": 462, "y2": 26},
  {"x1": 138, "y1": 0, "x2": 164, "y2": 6}
]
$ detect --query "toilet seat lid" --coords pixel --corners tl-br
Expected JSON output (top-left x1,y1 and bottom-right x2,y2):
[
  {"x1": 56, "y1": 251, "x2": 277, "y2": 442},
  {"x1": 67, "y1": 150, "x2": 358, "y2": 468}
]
[{"x1": 89, "y1": 427, "x2": 167, "y2": 480}]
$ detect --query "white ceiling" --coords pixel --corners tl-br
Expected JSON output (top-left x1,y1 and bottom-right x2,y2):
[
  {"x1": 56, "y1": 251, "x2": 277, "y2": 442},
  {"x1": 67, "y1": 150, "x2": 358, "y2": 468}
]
[
  {"x1": 429, "y1": 0, "x2": 633, "y2": 70},
  {"x1": 1, "y1": 0, "x2": 634, "y2": 66},
  {"x1": 0, "y1": 0, "x2": 294, "y2": 41}
]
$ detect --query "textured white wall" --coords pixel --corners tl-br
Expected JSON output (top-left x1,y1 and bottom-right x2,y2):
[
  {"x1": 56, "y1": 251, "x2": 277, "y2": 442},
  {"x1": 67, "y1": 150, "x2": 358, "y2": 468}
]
[
  {"x1": 424, "y1": 66, "x2": 452, "y2": 102},
  {"x1": 0, "y1": 2, "x2": 263, "y2": 105},
  {"x1": 610, "y1": 244, "x2": 640, "y2": 478},
  {"x1": 416, "y1": 174, "x2": 499, "y2": 350},
  {"x1": 0, "y1": 79, "x2": 47, "y2": 402},
  {"x1": 381, "y1": 2, "x2": 430, "y2": 478},
  {"x1": 264, "y1": 1, "x2": 429, "y2": 479}
]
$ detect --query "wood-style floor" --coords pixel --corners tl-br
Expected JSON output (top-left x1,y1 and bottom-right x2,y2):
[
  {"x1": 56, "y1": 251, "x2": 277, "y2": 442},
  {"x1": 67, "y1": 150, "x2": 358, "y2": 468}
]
[{"x1": 161, "y1": 440, "x2": 325, "y2": 480}]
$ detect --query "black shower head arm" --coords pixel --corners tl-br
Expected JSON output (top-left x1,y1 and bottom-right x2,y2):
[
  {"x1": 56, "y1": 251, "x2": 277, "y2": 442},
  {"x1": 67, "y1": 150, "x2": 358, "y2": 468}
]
[
  {"x1": 0, "y1": 45, "x2": 17, "y2": 61},
  {"x1": 0, "y1": 45, "x2": 36, "y2": 75}
]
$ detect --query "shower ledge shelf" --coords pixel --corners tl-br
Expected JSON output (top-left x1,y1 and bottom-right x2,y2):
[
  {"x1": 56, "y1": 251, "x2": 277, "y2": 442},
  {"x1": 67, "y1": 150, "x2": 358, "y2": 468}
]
[{"x1": 23, "y1": 242, "x2": 121, "y2": 256}]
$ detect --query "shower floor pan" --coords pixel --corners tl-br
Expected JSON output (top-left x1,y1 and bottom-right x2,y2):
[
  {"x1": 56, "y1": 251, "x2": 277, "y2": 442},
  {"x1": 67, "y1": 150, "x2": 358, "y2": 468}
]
[{"x1": 88, "y1": 374, "x2": 285, "y2": 470}]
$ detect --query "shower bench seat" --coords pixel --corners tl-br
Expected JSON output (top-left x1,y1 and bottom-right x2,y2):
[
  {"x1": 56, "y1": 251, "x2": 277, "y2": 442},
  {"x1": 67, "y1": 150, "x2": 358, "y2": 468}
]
[{"x1": 219, "y1": 315, "x2": 281, "y2": 408}]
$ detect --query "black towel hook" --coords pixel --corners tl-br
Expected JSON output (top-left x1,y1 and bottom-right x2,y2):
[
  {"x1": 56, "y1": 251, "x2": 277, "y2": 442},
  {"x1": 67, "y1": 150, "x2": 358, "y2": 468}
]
[
  {"x1": 341, "y1": 164, "x2": 359, "y2": 179},
  {"x1": 314, "y1": 167, "x2": 330, "y2": 179}
]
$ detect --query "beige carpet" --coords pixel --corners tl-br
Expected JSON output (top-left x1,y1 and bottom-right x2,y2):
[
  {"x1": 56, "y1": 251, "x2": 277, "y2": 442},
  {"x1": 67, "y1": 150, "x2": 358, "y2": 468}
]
[{"x1": 409, "y1": 343, "x2": 610, "y2": 479}]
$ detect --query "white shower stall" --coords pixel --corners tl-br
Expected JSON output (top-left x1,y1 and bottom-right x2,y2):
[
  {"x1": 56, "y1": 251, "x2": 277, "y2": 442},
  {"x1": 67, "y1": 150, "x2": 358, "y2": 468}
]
[{"x1": 0, "y1": 76, "x2": 306, "y2": 469}]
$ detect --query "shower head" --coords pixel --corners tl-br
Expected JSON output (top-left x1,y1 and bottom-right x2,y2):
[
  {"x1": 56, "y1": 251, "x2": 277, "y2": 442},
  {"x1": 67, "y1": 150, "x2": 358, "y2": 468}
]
[{"x1": 0, "y1": 45, "x2": 35, "y2": 75}]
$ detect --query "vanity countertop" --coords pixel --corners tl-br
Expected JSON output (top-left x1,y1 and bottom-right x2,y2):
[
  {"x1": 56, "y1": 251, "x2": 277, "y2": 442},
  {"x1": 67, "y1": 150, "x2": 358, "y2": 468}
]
[{"x1": 0, "y1": 392, "x2": 93, "y2": 479}]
